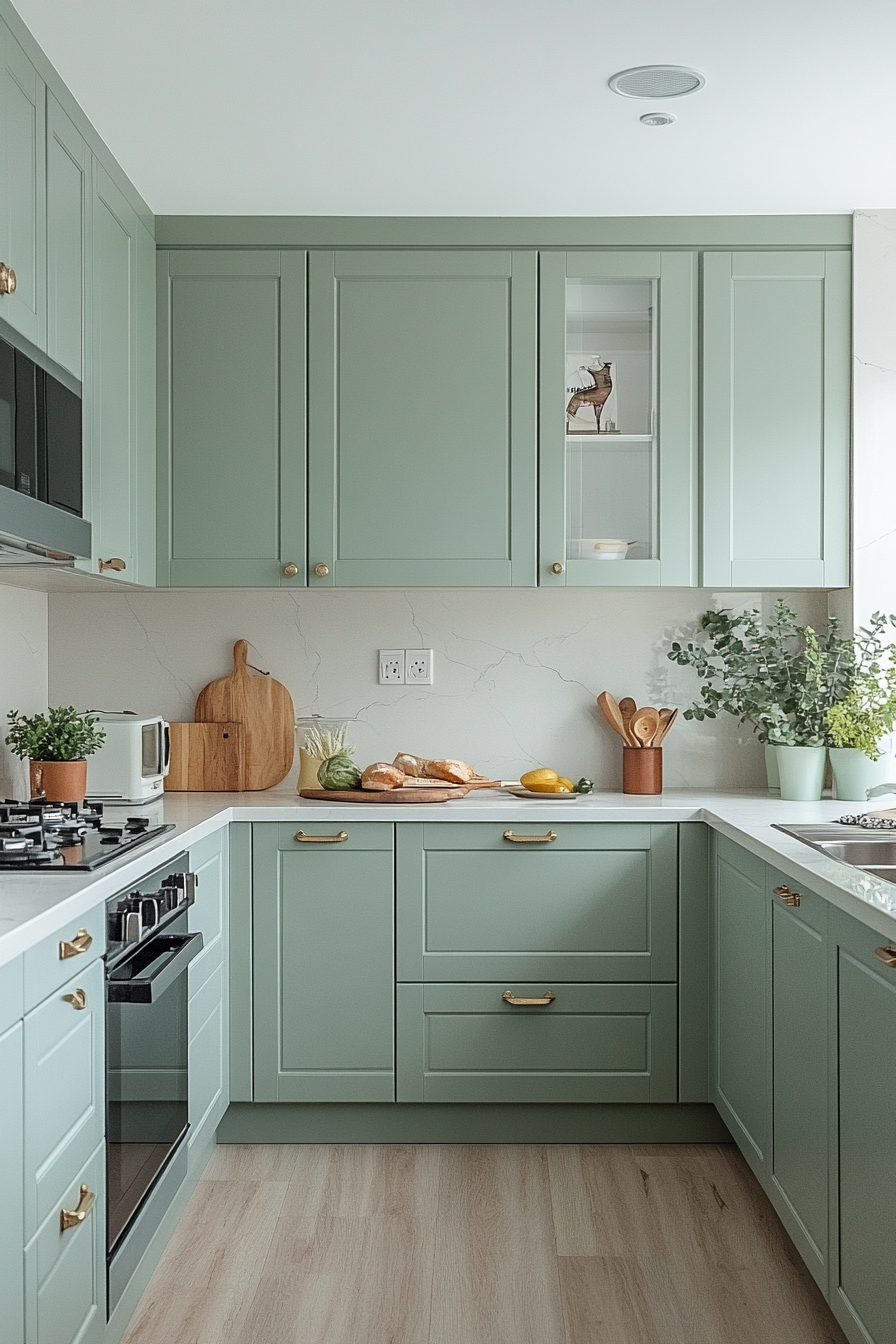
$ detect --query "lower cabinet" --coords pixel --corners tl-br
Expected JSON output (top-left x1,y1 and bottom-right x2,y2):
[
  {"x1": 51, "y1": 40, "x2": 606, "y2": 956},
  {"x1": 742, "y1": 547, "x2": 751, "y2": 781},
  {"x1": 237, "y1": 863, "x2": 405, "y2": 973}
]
[
  {"x1": 0, "y1": 1019, "x2": 24, "y2": 1344},
  {"x1": 187, "y1": 828, "x2": 230, "y2": 1145},
  {"x1": 24, "y1": 1142, "x2": 105, "y2": 1344}
]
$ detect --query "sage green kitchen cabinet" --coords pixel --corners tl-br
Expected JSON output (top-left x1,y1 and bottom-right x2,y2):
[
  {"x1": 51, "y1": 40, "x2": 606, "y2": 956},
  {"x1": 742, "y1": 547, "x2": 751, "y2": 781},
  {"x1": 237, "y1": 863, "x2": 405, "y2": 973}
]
[
  {"x1": 0, "y1": 19, "x2": 45, "y2": 348},
  {"x1": 539, "y1": 251, "x2": 697, "y2": 586},
  {"x1": 830, "y1": 906, "x2": 896, "y2": 1344},
  {"x1": 24, "y1": 1141, "x2": 105, "y2": 1344},
  {"x1": 252, "y1": 822, "x2": 395, "y2": 1101},
  {"x1": 702, "y1": 250, "x2": 850, "y2": 588},
  {"x1": 187, "y1": 828, "x2": 229, "y2": 1143},
  {"x1": 45, "y1": 93, "x2": 88, "y2": 380},
  {"x1": 156, "y1": 249, "x2": 306, "y2": 587},
  {"x1": 710, "y1": 834, "x2": 770, "y2": 1180},
  {"x1": 307, "y1": 250, "x2": 537, "y2": 587},
  {"x1": 0, "y1": 1018, "x2": 24, "y2": 1344}
]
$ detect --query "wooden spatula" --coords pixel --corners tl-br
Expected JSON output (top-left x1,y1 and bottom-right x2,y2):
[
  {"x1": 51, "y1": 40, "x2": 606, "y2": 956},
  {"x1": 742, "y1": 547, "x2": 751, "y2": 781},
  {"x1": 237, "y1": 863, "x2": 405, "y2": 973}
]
[
  {"x1": 618, "y1": 697, "x2": 638, "y2": 747},
  {"x1": 597, "y1": 691, "x2": 630, "y2": 744}
]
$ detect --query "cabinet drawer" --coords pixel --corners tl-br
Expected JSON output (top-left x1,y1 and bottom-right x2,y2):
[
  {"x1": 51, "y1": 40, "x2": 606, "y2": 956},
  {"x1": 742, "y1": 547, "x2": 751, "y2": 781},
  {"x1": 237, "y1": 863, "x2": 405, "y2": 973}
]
[
  {"x1": 398, "y1": 823, "x2": 677, "y2": 982},
  {"x1": 397, "y1": 981, "x2": 677, "y2": 1102},
  {"x1": 421, "y1": 822, "x2": 653, "y2": 850},
  {"x1": 277, "y1": 821, "x2": 393, "y2": 851},
  {"x1": 24, "y1": 960, "x2": 104, "y2": 1237},
  {"x1": 0, "y1": 955, "x2": 23, "y2": 1033},
  {"x1": 24, "y1": 1141, "x2": 105, "y2": 1344},
  {"x1": 23, "y1": 906, "x2": 105, "y2": 1012},
  {"x1": 189, "y1": 960, "x2": 227, "y2": 1141}
]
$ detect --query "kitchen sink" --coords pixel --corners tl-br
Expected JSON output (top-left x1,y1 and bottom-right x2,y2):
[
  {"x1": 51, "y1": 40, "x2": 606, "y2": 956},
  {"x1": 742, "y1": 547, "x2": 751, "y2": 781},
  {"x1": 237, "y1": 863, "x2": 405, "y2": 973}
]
[{"x1": 773, "y1": 824, "x2": 896, "y2": 884}]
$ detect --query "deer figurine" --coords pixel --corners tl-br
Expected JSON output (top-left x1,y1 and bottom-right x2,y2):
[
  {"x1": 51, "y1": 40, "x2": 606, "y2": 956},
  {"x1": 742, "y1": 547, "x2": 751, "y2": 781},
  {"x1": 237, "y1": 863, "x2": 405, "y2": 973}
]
[{"x1": 566, "y1": 361, "x2": 613, "y2": 432}]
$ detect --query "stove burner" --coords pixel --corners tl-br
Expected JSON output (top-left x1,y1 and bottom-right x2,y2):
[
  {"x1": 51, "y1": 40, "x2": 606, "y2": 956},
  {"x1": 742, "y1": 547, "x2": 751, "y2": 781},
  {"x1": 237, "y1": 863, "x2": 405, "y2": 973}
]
[{"x1": 0, "y1": 796, "x2": 173, "y2": 871}]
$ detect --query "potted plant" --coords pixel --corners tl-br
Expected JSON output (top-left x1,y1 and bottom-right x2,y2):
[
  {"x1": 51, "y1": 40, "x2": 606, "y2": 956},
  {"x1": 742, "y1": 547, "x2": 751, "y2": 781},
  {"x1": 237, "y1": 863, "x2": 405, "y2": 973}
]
[
  {"x1": 824, "y1": 614, "x2": 896, "y2": 801},
  {"x1": 5, "y1": 706, "x2": 106, "y2": 803}
]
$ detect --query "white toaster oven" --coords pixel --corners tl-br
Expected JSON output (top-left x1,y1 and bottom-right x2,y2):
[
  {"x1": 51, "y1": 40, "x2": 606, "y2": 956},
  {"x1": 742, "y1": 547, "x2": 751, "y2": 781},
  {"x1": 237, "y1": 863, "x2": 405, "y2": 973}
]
[{"x1": 86, "y1": 713, "x2": 170, "y2": 802}]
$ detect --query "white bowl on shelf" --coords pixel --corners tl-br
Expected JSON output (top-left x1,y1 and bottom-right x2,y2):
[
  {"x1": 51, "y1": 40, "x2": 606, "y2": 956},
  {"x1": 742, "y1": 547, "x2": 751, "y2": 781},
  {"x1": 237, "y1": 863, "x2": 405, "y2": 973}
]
[{"x1": 572, "y1": 538, "x2": 635, "y2": 560}]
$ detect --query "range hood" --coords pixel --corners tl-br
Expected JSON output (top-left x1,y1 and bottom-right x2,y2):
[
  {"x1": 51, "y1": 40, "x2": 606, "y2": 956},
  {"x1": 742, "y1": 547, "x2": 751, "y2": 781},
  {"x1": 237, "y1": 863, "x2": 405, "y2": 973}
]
[{"x1": 0, "y1": 485, "x2": 91, "y2": 565}]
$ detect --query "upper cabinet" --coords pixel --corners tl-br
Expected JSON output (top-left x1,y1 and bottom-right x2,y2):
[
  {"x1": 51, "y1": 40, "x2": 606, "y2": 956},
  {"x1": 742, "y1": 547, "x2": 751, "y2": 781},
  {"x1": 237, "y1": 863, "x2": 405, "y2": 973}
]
[
  {"x1": 307, "y1": 250, "x2": 537, "y2": 587},
  {"x1": 46, "y1": 93, "x2": 88, "y2": 380},
  {"x1": 702, "y1": 251, "x2": 850, "y2": 589},
  {"x1": 539, "y1": 251, "x2": 697, "y2": 587},
  {"x1": 156, "y1": 249, "x2": 305, "y2": 587},
  {"x1": 0, "y1": 20, "x2": 45, "y2": 348}
]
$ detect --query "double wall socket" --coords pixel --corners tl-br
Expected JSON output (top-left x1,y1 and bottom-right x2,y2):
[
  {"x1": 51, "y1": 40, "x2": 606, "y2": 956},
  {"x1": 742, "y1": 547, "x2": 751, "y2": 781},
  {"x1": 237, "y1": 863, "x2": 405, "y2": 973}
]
[{"x1": 378, "y1": 649, "x2": 434, "y2": 685}]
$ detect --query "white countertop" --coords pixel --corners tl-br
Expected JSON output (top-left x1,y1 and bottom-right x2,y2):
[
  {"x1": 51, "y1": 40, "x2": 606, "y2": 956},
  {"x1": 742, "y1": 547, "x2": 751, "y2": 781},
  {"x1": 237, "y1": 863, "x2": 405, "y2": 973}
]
[{"x1": 2, "y1": 786, "x2": 895, "y2": 968}]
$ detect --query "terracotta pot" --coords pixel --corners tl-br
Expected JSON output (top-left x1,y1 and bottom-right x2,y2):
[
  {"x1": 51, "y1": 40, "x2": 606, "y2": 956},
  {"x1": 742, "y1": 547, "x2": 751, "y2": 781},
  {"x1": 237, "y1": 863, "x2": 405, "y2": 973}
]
[
  {"x1": 29, "y1": 759, "x2": 88, "y2": 803},
  {"x1": 622, "y1": 746, "x2": 663, "y2": 795}
]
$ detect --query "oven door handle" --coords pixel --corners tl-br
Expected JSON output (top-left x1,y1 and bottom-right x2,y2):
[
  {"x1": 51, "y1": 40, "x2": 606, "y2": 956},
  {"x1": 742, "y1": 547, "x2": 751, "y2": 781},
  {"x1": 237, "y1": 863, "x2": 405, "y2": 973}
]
[{"x1": 107, "y1": 932, "x2": 203, "y2": 1004}]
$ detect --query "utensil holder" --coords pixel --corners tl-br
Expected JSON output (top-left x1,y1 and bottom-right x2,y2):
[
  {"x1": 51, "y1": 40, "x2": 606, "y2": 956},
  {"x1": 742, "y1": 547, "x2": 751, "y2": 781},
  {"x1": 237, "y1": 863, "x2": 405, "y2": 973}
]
[{"x1": 623, "y1": 747, "x2": 662, "y2": 795}]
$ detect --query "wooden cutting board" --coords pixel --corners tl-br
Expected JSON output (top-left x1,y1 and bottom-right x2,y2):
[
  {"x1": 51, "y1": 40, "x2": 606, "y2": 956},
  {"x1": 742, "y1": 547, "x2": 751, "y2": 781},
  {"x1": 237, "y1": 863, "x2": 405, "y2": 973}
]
[
  {"x1": 299, "y1": 787, "x2": 468, "y2": 803},
  {"x1": 165, "y1": 722, "x2": 246, "y2": 791},
  {"x1": 195, "y1": 640, "x2": 295, "y2": 790}
]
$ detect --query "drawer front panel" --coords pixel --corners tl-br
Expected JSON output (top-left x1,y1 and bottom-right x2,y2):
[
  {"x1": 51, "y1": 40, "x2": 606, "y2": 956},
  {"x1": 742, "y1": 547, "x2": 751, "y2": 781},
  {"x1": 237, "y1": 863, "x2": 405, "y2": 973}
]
[
  {"x1": 277, "y1": 821, "x2": 393, "y2": 851},
  {"x1": 188, "y1": 960, "x2": 227, "y2": 1142},
  {"x1": 24, "y1": 906, "x2": 106, "y2": 1013},
  {"x1": 24, "y1": 960, "x2": 104, "y2": 1237},
  {"x1": 421, "y1": 822, "x2": 654, "y2": 850},
  {"x1": 0, "y1": 955, "x2": 23, "y2": 1033},
  {"x1": 397, "y1": 981, "x2": 677, "y2": 1103},
  {"x1": 24, "y1": 1141, "x2": 105, "y2": 1344},
  {"x1": 188, "y1": 828, "x2": 227, "y2": 995}
]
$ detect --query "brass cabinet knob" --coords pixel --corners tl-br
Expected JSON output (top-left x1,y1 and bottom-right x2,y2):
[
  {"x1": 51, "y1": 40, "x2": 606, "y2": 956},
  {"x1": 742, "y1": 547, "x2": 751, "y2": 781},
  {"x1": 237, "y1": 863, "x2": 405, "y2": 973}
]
[
  {"x1": 874, "y1": 945, "x2": 896, "y2": 968},
  {"x1": 62, "y1": 988, "x2": 87, "y2": 1010},
  {"x1": 0, "y1": 263, "x2": 16, "y2": 295},
  {"x1": 60, "y1": 1184, "x2": 96, "y2": 1231},
  {"x1": 98, "y1": 557, "x2": 126, "y2": 573},
  {"x1": 550, "y1": 562, "x2": 564, "y2": 575},
  {"x1": 59, "y1": 928, "x2": 92, "y2": 960},
  {"x1": 773, "y1": 884, "x2": 801, "y2": 908},
  {"x1": 313, "y1": 563, "x2": 329, "y2": 578},
  {"x1": 282, "y1": 562, "x2": 299, "y2": 577}
]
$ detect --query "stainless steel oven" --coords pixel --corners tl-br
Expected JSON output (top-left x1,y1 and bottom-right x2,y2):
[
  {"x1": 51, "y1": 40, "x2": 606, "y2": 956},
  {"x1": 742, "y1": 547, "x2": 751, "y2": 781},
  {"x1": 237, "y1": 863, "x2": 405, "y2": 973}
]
[{"x1": 104, "y1": 854, "x2": 202, "y2": 1315}]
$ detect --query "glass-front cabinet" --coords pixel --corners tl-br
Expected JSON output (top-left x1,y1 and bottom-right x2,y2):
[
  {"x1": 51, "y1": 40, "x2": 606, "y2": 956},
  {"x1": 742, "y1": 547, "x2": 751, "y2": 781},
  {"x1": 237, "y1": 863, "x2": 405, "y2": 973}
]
[{"x1": 539, "y1": 251, "x2": 697, "y2": 586}]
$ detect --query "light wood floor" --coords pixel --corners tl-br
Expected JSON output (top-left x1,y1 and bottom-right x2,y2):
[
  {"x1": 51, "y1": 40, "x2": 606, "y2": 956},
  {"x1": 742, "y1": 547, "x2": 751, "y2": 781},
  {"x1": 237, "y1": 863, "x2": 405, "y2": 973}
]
[{"x1": 121, "y1": 1143, "x2": 848, "y2": 1344}]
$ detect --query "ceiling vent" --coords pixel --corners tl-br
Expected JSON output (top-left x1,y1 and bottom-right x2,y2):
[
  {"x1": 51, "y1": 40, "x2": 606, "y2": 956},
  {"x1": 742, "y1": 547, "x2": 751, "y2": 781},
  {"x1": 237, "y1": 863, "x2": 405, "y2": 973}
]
[{"x1": 608, "y1": 66, "x2": 705, "y2": 99}]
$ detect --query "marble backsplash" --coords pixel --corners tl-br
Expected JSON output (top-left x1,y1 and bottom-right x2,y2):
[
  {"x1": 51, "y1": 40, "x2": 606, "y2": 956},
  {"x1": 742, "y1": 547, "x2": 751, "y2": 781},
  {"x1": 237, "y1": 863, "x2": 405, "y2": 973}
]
[
  {"x1": 47, "y1": 587, "x2": 828, "y2": 791},
  {"x1": 0, "y1": 585, "x2": 49, "y2": 798}
]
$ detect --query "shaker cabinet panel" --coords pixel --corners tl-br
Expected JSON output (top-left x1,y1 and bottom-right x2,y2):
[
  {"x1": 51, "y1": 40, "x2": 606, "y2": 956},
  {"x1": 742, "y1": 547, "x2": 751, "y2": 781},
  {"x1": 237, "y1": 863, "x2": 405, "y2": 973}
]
[
  {"x1": 157, "y1": 249, "x2": 306, "y2": 586},
  {"x1": 0, "y1": 20, "x2": 45, "y2": 348},
  {"x1": 307, "y1": 249, "x2": 537, "y2": 587},
  {"x1": 0, "y1": 1021, "x2": 24, "y2": 1344},
  {"x1": 702, "y1": 250, "x2": 850, "y2": 588},
  {"x1": 45, "y1": 94, "x2": 88, "y2": 380}
]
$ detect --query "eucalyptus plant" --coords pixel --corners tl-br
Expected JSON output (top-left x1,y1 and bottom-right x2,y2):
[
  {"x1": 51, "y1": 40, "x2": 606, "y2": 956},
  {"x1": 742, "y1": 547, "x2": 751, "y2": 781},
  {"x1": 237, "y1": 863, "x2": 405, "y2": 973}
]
[
  {"x1": 5, "y1": 707, "x2": 106, "y2": 762},
  {"x1": 825, "y1": 614, "x2": 896, "y2": 758}
]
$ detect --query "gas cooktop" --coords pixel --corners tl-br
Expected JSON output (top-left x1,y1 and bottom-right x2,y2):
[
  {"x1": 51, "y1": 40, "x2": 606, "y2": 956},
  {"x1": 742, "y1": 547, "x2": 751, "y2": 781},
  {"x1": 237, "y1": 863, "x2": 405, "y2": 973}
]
[{"x1": 0, "y1": 798, "x2": 174, "y2": 871}]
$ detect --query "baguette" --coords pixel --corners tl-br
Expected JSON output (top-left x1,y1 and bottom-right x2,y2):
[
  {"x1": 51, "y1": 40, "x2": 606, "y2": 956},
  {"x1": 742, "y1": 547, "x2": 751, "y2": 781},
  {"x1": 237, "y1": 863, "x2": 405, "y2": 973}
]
[
  {"x1": 393, "y1": 752, "x2": 427, "y2": 777},
  {"x1": 422, "y1": 758, "x2": 475, "y2": 784},
  {"x1": 361, "y1": 762, "x2": 406, "y2": 791}
]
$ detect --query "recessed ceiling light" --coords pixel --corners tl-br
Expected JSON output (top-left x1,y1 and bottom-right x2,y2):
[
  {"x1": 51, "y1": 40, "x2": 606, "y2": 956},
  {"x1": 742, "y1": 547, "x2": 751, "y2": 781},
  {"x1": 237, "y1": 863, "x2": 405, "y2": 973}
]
[
  {"x1": 640, "y1": 112, "x2": 677, "y2": 127},
  {"x1": 609, "y1": 66, "x2": 705, "y2": 99}
]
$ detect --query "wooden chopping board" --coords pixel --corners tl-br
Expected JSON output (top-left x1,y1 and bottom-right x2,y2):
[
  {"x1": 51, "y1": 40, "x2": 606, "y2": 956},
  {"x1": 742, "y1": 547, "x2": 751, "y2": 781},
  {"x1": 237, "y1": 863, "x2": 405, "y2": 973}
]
[
  {"x1": 299, "y1": 787, "x2": 468, "y2": 803},
  {"x1": 165, "y1": 722, "x2": 245, "y2": 791},
  {"x1": 195, "y1": 639, "x2": 294, "y2": 790}
]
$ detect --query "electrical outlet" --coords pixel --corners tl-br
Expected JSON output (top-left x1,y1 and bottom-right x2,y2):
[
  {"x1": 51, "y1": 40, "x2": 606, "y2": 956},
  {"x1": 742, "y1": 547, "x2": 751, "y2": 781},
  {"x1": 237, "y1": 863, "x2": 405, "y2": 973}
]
[
  {"x1": 378, "y1": 650, "x2": 405, "y2": 684},
  {"x1": 405, "y1": 649, "x2": 434, "y2": 685}
]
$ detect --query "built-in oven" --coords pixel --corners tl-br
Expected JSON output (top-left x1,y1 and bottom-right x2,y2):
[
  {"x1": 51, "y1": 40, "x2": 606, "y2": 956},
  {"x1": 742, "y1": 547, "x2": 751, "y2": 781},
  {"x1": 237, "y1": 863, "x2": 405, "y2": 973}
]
[{"x1": 104, "y1": 853, "x2": 202, "y2": 1315}]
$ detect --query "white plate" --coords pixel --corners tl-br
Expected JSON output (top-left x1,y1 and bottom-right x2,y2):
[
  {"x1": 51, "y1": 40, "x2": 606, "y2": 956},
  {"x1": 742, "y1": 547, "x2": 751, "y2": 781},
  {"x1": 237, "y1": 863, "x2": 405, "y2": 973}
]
[{"x1": 503, "y1": 787, "x2": 581, "y2": 800}]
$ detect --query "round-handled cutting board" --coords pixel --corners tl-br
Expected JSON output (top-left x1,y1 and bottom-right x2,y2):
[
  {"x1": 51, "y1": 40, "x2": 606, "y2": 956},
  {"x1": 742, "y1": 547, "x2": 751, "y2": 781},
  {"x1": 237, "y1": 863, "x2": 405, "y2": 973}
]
[{"x1": 195, "y1": 639, "x2": 294, "y2": 790}]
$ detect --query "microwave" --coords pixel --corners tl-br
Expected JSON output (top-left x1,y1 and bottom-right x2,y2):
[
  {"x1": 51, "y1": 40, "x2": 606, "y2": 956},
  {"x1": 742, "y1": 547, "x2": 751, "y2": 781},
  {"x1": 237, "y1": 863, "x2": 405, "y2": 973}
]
[
  {"x1": 0, "y1": 333, "x2": 82, "y2": 515},
  {"x1": 86, "y1": 714, "x2": 170, "y2": 802}
]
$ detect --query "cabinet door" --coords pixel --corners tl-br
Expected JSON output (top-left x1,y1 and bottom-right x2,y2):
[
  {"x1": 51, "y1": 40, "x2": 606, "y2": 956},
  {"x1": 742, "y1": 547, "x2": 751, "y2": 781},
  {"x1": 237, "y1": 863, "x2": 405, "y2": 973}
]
[
  {"x1": 710, "y1": 835, "x2": 770, "y2": 1180},
  {"x1": 831, "y1": 908, "x2": 896, "y2": 1344},
  {"x1": 703, "y1": 251, "x2": 850, "y2": 588},
  {"x1": 157, "y1": 249, "x2": 306, "y2": 587},
  {"x1": 539, "y1": 251, "x2": 697, "y2": 587},
  {"x1": 308, "y1": 250, "x2": 537, "y2": 587},
  {"x1": 188, "y1": 961, "x2": 227, "y2": 1144},
  {"x1": 24, "y1": 1141, "x2": 105, "y2": 1344},
  {"x1": 0, "y1": 1021, "x2": 24, "y2": 1344},
  {"x1": 0, "y1": 21, "x2": 45, "y2": 347},
  {"x1": 46, "y1": 94, "x2": 88, "y2": 380},
  {"x1": 252, "y1": 822, "x2": 395, "y2": 1101},
  {"x1": 769, "y1": 871, "x2": 829, "y2": 1294}
]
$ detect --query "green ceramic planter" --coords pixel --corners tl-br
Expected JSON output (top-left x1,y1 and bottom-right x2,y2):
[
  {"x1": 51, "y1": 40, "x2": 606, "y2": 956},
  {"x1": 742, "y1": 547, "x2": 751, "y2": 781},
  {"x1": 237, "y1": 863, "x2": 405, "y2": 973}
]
[
  {"x1": 775, "y1": 745, "x2": 827, "y2": 802},
  {"x1": 829, "y1": 746, "x2": 896, "y2": 803}
]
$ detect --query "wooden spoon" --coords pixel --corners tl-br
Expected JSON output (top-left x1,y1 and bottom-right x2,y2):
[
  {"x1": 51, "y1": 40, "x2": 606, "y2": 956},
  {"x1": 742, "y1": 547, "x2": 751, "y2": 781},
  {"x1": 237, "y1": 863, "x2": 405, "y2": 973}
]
[
  {"x1": 618, "y1": 697, "x2": 638, "y2": 747},
  {"x1": 655, "y1": 707, "x2": 678, "y2": 745},
  {"x1": 597, "y1": 691, "x2": 629, "y2": 743},
  {"x1": 630, "y1": 707, "x2": 660, "y2": 748}
]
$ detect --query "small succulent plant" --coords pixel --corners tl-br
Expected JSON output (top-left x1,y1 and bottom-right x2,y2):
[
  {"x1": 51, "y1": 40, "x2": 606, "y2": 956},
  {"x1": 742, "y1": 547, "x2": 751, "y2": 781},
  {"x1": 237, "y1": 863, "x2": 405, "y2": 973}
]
[{"x1": 5, "y1": 707, "x2": 106, "y2": 762}]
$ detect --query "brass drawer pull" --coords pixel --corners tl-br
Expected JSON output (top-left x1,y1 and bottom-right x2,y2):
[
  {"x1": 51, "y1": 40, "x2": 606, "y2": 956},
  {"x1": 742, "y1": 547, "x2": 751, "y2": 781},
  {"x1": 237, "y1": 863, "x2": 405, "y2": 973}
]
[
  {"x1": 295, "y1": 830, "x2": 348, "y2": 844},
  {"x1": 874, "y1": 945, "x2": 896, "y2": 968},
  {"x1": 502, "y1": 830, "x2": 558, "y2": 844},
  {"x1": 59, "y1": 928, "x2": 93, "y2": 960},
  {"x1": 60, "y1": 1184, "x2": 96, "y2": 1231},
  {"x1": 773, "y1": 885, "x2": 801, "y2": 907},
  {"x1": 62, "y1": 988, "x2": 87, "y2": 1010},
  {"x1": 98, "y1": 557, "x2": 126, "y2": 573},
  {"x1": 502, "y1": 990, "x2": 556, "y2": 1006}
]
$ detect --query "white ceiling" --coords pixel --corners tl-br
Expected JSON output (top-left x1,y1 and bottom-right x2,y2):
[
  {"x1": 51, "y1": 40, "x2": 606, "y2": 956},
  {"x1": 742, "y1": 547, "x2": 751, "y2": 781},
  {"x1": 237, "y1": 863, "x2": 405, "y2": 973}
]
[{"x1": 13, "y1": 0, "x2": 896, "y2": 216}]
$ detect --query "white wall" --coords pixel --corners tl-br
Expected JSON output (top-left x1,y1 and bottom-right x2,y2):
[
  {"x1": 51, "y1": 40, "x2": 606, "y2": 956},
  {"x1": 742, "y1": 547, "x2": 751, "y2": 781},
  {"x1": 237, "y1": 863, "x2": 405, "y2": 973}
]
[
  {"x1": 0, "y1": 585, "x2": 49, "y2": 796},
  {"x1": 47, "y1": 587, "x2": 826, "y2": 791}
]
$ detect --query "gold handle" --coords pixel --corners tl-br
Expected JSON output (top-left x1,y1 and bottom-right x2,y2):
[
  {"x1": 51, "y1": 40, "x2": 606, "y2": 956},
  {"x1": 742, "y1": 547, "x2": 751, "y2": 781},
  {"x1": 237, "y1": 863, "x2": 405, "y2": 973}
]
[
  {"x1": 98, "y1": 557, "x2": 126, "y2": 573},
  {"x1": 282, "y1": 562, "x2": 299, "y2": 577},
  {"x1": 59, "y1": 928, "x2": 93, "y2": 960},
  {"x1": 502, "y1": 829, "x2": 558, "y2": 844},
  {"x1": 550, "y1": 562, "x2": 564, "y2": 575},
  {"x1": 773, "y1": 884, "x2": 801, "y2": 908},
  {"x1": 62, "y1": 988, "x2": 87, "y2": 1010},
  {"x1": 295, "y1": 830, "x2": 348, "y2": 843},
  {"x1": 60, "y1": 1184, "x2": 96, "y2": 1232},
  {"x1": 0, "y1": 263, "x2": 16, "y2": 295},
  {"x1": 313, "y1": 563, "x2": 329, "y2": 578},
  {"x1": 874, "y1": 945, "x2": 896, "y2": 968},
  {"x1": 502, "y1": 990, "x2": 557, "y2": 1006}
]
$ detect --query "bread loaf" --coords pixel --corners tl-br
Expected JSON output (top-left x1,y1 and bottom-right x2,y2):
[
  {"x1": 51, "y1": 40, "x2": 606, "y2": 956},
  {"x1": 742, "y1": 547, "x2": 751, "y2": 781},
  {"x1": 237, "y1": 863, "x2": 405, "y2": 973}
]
[
  {"x1": 361, "y1": 762, "x2": 406, "y2": 790},
  {"x1": 424, "y1": 758, "x2": 475, "y2": 784},
  {"x1": 393, "y1": 752, "x2": 427, "y2": 777}
]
